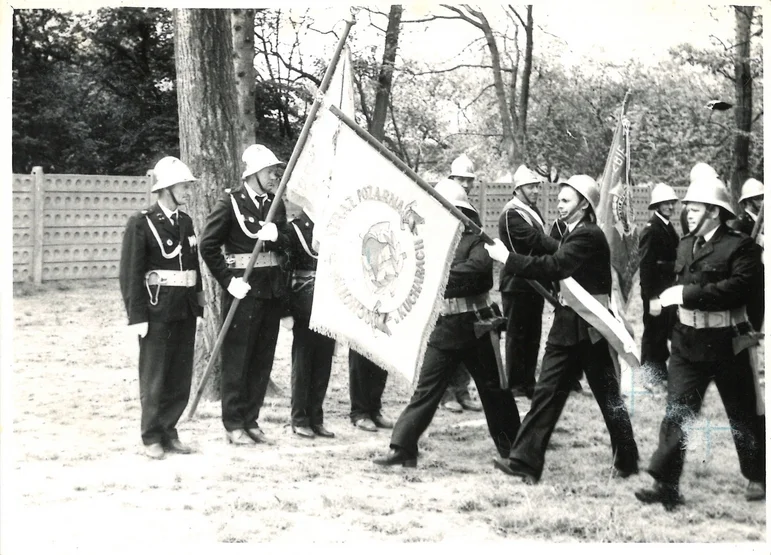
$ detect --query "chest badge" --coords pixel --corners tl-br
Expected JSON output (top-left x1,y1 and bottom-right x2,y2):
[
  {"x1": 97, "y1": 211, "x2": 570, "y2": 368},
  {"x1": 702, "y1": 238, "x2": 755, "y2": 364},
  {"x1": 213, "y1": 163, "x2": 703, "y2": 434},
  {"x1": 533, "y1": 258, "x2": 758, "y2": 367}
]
[
  {"x1": 166, "y1": 239, "x2": 173, "y2": 246},
  {"x1": 248, "y1": 216, "x2": 255, "y2": 223}
]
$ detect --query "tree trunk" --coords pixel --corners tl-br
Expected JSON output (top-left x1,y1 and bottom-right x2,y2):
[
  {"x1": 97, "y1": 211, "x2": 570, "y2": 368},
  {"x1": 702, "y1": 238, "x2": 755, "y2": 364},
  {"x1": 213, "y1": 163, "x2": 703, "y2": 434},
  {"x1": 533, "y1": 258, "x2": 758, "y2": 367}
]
[
  {"x1": 476, "y1": 11, "x2": 519, "y2": 170},
  {"x1": 370, "y1": 5, "x2": 403, "y2": 142},
  {"x1": 517, "y1": 6, "x2": 534, "y2": 146},
  {"x1": 231, "y1": 9, "x2": 256, "y2": 156},
  {"x1": 732, "y1": 5, "x2": 753, "y2": 197},
  {"x1": 174, "y1": 8, "x2": 240, "y2": 400}
]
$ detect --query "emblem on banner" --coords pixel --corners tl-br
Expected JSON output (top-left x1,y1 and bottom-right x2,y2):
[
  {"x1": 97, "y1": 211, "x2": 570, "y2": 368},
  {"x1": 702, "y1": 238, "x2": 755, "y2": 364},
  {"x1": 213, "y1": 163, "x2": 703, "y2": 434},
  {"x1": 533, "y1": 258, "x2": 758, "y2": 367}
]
[{"x1": 327, "y1": 187, "x2": 427, "y2": 337}]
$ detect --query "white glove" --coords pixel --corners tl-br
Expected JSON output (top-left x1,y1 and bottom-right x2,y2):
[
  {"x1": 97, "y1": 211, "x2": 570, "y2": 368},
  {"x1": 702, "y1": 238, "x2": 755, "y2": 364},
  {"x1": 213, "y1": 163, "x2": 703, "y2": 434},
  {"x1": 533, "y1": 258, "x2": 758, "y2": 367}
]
[
  {"x1": 659, "y1": 285, "x2": 684, "y2": 307},
  {"x1": 280, "y1": 316, "x2": 295, "y2": 330},
  {"x1": 648, "y1": 298, "x2": 662, "y2": 317},
  {"x1": 257, "y1": 221, "x2": 278, "y2": 242},
  {"x1": 483, "y1": 238, "x2": 510, "y2": 263},
  {"x1": 129, "y1": 322, "x2": 148, "y2": 338},
  {"x1": 227, "y1": 277, "x2": 251, "y2": 299}
]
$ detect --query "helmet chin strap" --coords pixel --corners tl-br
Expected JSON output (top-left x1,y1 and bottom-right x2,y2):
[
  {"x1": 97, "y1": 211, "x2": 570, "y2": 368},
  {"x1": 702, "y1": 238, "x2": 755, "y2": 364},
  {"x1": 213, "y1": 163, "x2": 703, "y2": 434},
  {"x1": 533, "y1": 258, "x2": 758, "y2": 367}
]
[
  {"x1": 166, "y1": 186, "x2": 180, "y2": 210},
  {"x1": 518, "y1": 186, "x2": 537, "y2": 207},
  {"x1": 559, "y1": 200, "x2": 587, "y2": 224},
  {"x1": 686, "y1": 208, "x2": 710, "y2": 238}
]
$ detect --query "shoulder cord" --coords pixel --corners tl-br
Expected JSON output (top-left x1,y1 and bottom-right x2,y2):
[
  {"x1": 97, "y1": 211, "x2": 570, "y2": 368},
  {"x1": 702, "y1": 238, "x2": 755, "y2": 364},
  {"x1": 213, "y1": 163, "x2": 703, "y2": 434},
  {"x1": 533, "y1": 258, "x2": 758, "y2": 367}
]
[
  {"x1": 229, "y1": 194, "x2": 261, "y2": 239},
  {"x1": 144, "y1": 216, "x2": 182, "y2": 259},
  {"x1": 292, "y1": 221, "x2": 318, "y2": 260},
  {"x1": 505, "y1": 208, "x2": 535, "y2": 256}
]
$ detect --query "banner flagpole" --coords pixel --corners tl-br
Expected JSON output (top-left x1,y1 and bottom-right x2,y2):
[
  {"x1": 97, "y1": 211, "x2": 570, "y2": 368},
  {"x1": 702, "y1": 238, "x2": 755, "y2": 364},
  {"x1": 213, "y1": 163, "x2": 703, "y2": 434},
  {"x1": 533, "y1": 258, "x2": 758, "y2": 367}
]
[
  {"x1": 327, "y1": 104, "x2": 560, "y2": 308},
  {"x1": 187, "y1": 17, "x2": 356, "y2": 420}
]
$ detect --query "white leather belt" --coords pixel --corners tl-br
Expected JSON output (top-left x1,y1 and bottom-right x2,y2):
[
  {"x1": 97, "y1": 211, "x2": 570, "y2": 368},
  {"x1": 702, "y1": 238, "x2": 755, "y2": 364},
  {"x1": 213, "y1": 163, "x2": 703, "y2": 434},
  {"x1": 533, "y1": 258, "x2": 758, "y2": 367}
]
[
  {"x1": 678, "y1": 307, "x2": 748, "y2": 329},
  {"x1": 226, "y1": 252, "x2": 279, "y2": 269},
  {"x1": 440, "y1": 293, "x2": 492, "y2": 316},
  {"x1": 292, "y1": 270, "x2": 316, "y2": 278},
  {"x1": 145, "y1": 270, "x2": 197, "y2": 287}
]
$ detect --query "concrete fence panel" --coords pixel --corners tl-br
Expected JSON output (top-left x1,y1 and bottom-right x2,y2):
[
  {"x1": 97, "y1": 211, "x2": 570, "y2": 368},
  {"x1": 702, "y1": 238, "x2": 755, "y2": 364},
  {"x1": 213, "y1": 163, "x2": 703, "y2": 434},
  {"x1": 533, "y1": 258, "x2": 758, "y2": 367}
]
[{"x1": 12, "y1": 170, "x2": 688, "y2": 284}]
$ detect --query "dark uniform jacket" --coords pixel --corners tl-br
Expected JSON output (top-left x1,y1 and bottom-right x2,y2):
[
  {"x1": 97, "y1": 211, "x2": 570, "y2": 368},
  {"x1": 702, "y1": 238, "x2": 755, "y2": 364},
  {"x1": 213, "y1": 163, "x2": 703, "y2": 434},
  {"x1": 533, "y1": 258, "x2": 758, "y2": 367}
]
[
  {"x1": 730, "y1": 211, "x2": 757, "y2": 236},
  {"x1": 639, "y1": 214, "x2": 679, "y2": 300},
  {"x1": 503, "y1": 217, "x2": 611, "y2": 346},
  {"x1": 729, "y1": 211, "x2": 765, "y2": 330},
  {"x1": 672, "y1": 225, "x2": 760, "y2": 361},
  {"x1": 119, "y1": 203, "x2": 204, "y2": 325},
  {"x1": 286, "y1": 211, "x2": 319, "y2": 324},
  {"x1": 428, "y1": 208, "x2": 497, "y2": 350},
  {"x1": 199, "y1": 185, "x2": 290, "y2": 299},
  {"x1": 498, "y1": 200, "x2": 558, "y2": 293}
]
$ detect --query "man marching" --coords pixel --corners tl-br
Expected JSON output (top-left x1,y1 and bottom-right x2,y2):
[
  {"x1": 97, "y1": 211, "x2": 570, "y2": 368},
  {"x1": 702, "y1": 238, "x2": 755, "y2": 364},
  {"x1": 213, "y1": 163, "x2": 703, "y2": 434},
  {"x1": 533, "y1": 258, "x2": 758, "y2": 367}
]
[
  {"x1": 200, "y1": 144, "x2": 290, "y2": 446},
  {"x1": 373, "y1": 179, "x2": 520, "y2": 467},
  {"x1": 498, "y1": 165, "x2": 557, "y2": 399},
  {"x1": 119, "y1": 156, "x2": 204, "y2": 460},
  {"x1": 639, "y1": 183, "x2": 680, "y2": 391},
  {"x1": 636, "y1": 175, "x2": 765, "y2": 510},
  {"x1": 485, "y1": 175, "x2": 640, "y2": 484}
]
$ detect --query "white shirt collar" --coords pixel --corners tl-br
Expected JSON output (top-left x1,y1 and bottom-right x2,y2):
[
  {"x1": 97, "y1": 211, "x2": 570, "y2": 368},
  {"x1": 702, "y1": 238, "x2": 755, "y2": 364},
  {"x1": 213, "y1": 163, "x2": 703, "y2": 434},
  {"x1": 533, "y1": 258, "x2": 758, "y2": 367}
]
[
  {"x1": 566, "y1": 220, "x2": 580, "y2": 233},
  {"x1": 244, "y1": 181, "x2": 267, "y2": 204},
  {"x1": 654, "y1": 211, "x2": 671, "y2": 225},
  {"x1": 157, "y1": 199, "x2": 178, "y2": 221},
  {"x1": 747, "y1": 210, "x2": 758, "y2": 222},
  {"x1": 702, "y1": 226, "x2": 719, "y2": 243}
]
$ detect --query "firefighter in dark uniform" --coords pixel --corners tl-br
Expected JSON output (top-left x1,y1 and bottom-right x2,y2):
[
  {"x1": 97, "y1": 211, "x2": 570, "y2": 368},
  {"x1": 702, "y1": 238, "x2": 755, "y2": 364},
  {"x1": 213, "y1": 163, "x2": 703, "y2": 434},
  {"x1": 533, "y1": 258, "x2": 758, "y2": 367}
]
[
  {"x1": 440, "y1": 156, "x2": 484, "y2": 413},
  {"x1": 349, "y1": 350, "x2": 394, "y2": 432},
  {"x1": 639, "y1": 183, "x2": 680, "y2": 389},
  {"x1": 200, "y1": 144, "x2": 290, "y2": 446},
  {"x1": 373, "y1": 179, "x2": 520, "y2": 467},
  {"x1": 498, "y1": 165, "x2": 558, "y2": 399},
  {"x1": 284, "y1": 207, "x2": 336, "y2": 439},
  {"x1": 119, "y1": 156, "x2": 204, "y2": 459},
  {"x1": 730, "y1": 177, "x2": 764, "y2": 332},
  {"x1": 636, "y1": 176, "x2": 766, "y2": 509},
  {"x1": 485, "y1": 175, "x2": 640, "y2": 484}
]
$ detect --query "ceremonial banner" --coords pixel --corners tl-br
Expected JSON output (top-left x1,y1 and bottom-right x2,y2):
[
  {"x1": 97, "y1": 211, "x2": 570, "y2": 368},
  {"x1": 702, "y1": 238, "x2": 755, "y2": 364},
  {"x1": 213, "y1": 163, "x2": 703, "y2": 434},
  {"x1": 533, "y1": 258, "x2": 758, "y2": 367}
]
[
  {"x1": 284, "y1": 45, "x2": 356, "y2": 237},
  {"x1": 595, "y1": 93, "x2": 641, "y2": 318},
  {"x1": 310, "y1": 113, "x2": 463, "y2": 384},
  {"x1": 559, "y1": 277, "x2": 640, "y2": 369}
]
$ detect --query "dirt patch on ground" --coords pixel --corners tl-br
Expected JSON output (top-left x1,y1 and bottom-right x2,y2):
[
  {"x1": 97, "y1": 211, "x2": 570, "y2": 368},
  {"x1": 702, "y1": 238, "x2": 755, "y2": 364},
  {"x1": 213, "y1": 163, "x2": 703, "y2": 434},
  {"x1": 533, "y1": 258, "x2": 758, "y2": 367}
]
[{"x1": 7, "y1": 279, "x2": 766, "y2": 547}]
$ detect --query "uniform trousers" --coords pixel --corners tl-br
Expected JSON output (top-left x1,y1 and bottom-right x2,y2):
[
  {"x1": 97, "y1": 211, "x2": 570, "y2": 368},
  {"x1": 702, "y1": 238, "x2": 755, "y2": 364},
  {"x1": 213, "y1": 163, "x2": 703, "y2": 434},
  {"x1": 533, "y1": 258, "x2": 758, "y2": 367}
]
[
  {"x1": 502, "y1": 291, "x2": 544, "y2": 393},
  {"x1": 648, "y1": 348, "x2": 766, "y2": 486},
  {"x1": 138, "y1": 318, "x2": 196, "y2": 446},
  {"x1": 349, "y1": 349, "x2": 389, "y2": 422},
  {"x1": 442, "y1": 365, "x2": 472, "y2": 403},
  {"x1": 641, "y1": 301, "x2": 676, "y2": 383},
  {"x1": 221, "y1": 295, "x2": 282, "y2": 431},
  {"x1": 508, "y1": 338, "x2": 639, "y2": 479},
  {"x1": 390, "y1": 336, "x2": 521, "y2": 457},
  {"x1": 291, "y1": 324, "x2": 335, "y2": 427}
]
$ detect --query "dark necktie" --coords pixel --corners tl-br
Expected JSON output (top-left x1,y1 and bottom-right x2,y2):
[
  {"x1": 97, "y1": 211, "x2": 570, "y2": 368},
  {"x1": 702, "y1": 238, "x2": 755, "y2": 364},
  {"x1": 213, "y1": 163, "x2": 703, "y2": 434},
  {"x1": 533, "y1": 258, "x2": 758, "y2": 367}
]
[
  {"x1": 171, "y1": 213, "x2": 178, "y2": 226},
  {"x1": 692, "y1": 236, "x2": 705, "y2": 256}
]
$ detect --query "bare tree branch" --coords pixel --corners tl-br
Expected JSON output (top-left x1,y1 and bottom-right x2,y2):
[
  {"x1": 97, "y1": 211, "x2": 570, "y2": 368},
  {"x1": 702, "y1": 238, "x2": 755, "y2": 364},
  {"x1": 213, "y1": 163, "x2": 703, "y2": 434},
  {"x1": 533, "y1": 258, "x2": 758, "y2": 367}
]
[{"x1": 402, "y1": 63, "x2": 515, "y2": 76}]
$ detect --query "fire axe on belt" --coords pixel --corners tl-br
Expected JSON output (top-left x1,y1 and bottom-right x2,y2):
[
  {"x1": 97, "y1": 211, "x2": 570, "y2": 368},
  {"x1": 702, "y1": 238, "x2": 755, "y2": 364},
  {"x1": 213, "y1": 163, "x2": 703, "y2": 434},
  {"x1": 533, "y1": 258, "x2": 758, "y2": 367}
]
[{"x1": 473, "y1": 307, "x2": 508, "y2": 390}]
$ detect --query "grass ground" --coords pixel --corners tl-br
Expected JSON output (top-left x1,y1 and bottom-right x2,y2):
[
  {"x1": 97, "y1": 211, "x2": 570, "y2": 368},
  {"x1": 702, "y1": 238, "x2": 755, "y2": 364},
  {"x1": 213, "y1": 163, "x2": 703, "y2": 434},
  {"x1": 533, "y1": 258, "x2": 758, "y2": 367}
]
[{"x1": 6, "y1": 278, "x2": 766, "y2": 547}]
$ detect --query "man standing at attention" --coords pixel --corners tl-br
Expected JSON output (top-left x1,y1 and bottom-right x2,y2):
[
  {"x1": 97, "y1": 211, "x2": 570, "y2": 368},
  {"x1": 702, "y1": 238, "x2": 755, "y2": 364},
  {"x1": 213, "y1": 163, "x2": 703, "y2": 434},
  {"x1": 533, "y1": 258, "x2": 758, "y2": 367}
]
[
  {"x1": 639, "y1": 183, "x2": 680, "y2": 391},
  {"x1": 485, "y1": 175, "x2": 640, "y2": 484},
  {"x1": 200, "y1": 144, "x2": 290, "y2": 446},
  {"x1": 498, "y1": 165, "x2": 557, "y2": 399},
  {"x1": 636, "y1": 175, "x2": 765, "y2": 509},
  {"x1": 119, "y1": 156, "x2": 204, "y2": 459}
]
